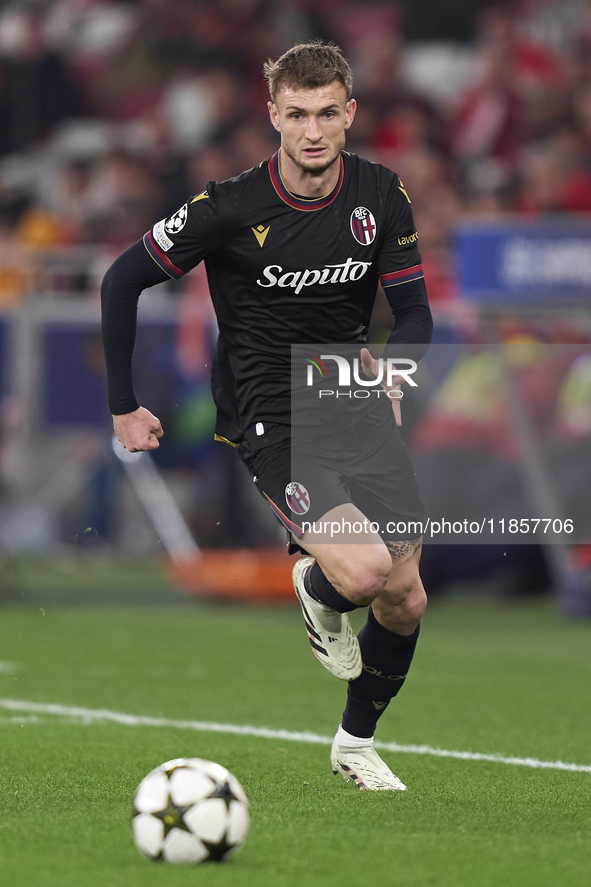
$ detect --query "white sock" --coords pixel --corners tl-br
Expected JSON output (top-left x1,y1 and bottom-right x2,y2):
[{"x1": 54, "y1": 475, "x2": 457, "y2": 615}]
[{"x1": 335, "y1": 725, "x2": 374, "y2": 748}]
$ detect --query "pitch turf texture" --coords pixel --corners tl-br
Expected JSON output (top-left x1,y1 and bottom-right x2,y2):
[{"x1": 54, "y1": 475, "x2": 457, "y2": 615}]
[{"x1": 0, "y1": 560, "x2": 589, "y2": 887}]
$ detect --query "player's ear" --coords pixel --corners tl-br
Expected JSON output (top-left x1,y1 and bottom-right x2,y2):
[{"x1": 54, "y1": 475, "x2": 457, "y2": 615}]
[
  {"x1": 268, "y1": 101, "x2": 281, "y2": 132},
  {"x1": 344, "y1": 98, "x2": 357, "y2": 131}
]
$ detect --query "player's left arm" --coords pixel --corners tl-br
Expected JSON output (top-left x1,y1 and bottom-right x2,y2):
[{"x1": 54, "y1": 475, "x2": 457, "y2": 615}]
[
  {"x1": 365, "y1": 175, "x2": 433, "y2": 424},
  {"x1": 378, "y1": 174, "x2": 433, "y2": 358}
]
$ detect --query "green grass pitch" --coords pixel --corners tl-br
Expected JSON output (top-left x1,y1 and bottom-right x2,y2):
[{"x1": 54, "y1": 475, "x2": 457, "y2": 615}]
[{"x1": 0, "y1": 562, "x2": 589, "y2": 887}]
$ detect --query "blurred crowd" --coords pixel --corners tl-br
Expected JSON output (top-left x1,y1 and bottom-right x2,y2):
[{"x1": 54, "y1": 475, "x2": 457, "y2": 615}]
[
  {"x1": 1, "y1": 0, "x2": 591, "y2": 306},
  {"x1": 0, "y1": 0, "x2": 589, "y2": 608}
]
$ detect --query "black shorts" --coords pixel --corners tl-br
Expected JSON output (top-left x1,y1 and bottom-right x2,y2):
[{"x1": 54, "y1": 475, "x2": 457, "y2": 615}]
[{"x1": 239, "y1": 421, "x2": 425, "y2": 551}]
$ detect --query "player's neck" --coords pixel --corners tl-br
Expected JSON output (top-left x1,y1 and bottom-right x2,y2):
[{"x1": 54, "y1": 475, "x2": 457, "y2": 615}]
[{"x1": 278, "y1": 148, "x2": 341, "y2": 198}]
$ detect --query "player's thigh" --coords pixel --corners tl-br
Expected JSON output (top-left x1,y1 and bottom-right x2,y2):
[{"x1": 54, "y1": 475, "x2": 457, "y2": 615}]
[
  {"x1": 302, "y1": 502, "x2": 393, "y2": 599},
  {"x1": 240, "y1": 432, "x2": 351, "y2": 550},
  {"x1": 348, "y1": 425, "x2": 425, "y2": 544}
]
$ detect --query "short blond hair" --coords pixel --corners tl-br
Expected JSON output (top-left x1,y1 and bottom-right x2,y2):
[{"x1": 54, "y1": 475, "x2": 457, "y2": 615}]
[{"x1": 263, "y1": 40, "x2": 353, "y2": 103}]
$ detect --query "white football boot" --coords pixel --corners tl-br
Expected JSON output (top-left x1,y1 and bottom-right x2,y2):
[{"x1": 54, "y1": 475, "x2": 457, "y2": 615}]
[
  {"x1": 292, "y1": 556, "x2": 362, "y2": 681},
  {"x1": 331, "y1": 732, "x2": 407, "y2": 791}
]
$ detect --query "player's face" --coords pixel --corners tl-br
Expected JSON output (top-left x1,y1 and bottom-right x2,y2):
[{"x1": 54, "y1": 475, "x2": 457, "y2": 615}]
[{"x1": 268, "y1": 82, "x2": 356, "y2": 177}]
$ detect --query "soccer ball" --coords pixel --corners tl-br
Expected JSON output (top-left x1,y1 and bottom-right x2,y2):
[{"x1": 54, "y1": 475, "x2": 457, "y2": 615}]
[{"x1": 132, "y1": 758, "x2": 249, "y2": 864}]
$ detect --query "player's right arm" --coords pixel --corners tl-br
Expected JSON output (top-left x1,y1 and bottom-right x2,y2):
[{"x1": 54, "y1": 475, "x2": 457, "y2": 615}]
[
  {"x1": 101, "y1": 192, "x2": 219, "y2": 451},
  {"x1": 101, "y1": 239, "x2": 170, "y2": 450},
  {"x1": 112, "y1": 406, "x2": 164, "y2": 452}
]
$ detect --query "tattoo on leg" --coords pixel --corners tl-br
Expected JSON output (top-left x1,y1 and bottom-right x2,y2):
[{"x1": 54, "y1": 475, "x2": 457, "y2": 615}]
[{"x1": 386, "y1": 537, "x2": 422, "y2": 562}]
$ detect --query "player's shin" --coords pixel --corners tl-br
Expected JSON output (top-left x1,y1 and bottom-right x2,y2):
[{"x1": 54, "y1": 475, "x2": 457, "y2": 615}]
[{"x1": 341, "y1": 608, "x2": 420, "y2": 739}]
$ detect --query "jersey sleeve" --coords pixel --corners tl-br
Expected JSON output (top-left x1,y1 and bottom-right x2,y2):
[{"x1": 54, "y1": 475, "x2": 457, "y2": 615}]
[
  {"x1": 375, "y1": 175, "x2": 424, "y2": 290},
  {"x1": 142, "y1": 187, "x2": 220, "y2": 279},
  {"x1": 377, "y1": 172, "x2": 432, "y2": 358}
]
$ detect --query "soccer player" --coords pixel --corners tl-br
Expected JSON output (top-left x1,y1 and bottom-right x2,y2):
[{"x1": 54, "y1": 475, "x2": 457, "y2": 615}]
[{"x1": 101, "y1": 41, "x2": 432, "y2": 791}]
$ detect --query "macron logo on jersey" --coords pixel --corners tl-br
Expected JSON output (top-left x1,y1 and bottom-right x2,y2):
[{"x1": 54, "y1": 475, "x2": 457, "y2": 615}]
[{"x1": 257, "y1": 258, "x2": 372, "y2": 294}]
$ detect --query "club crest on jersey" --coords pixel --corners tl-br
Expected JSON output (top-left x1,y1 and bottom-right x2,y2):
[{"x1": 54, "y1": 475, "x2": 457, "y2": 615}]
[
  {"x1": 350, "y1": 206, "x2": 377, "y2": 246},
  {"x1": 165, "y1": 203, "x2": 188, "y2": 234},
  {"x1": 285, "y1": 482, "x2": 310, "y2": 514}
]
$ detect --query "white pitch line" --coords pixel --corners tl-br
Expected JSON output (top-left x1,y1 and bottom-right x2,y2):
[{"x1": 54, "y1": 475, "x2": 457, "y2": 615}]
[{"x1": 1, "y1": 698, "x2": 590, "y2": 775}]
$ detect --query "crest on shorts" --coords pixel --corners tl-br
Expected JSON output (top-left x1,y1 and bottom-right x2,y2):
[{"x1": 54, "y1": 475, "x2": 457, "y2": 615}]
[
  {"x1": 165, "y1": 203, "x2": 188, "y2": 234},
  {"x1": 285, "y1": 482, "x2": 310, "y2": 514},
  {"x1": 350, "y1": 206, "x2": 377, "y2": 246}
]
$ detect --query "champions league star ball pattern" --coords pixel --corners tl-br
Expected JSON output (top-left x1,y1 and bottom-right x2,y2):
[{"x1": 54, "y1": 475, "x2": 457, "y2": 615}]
[
  {"x1": 132, "y1": 758, "x2": 249, "y2": 864},
  {"x1": 164, "y1": 203, "x2": 188, "y2": 234}
]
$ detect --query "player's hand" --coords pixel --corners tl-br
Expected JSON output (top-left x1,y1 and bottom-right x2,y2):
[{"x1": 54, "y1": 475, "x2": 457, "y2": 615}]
[
  {"x1": 112, "y1": 407, "x2": 163, "y2": 452},
  {"x1": 360, "y1": 347, "x2": 403, "y2": 427}
]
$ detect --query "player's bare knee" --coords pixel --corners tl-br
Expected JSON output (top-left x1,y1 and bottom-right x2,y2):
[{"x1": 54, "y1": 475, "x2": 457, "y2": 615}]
[
  {"x1": 378, "y1": 580, "x2": 426, "y2": 616},
  {"x1": 391, "y1": 586, "x2": 427, "y2": 628},
  {"x1": 339, "y1": 562, "x2": 390, "y2": 605},
  {"x1": 405, "y1": 586, "x2": 427, "y2": 621}
]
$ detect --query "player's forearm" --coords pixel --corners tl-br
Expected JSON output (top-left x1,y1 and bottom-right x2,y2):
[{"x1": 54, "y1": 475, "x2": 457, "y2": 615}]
[
  {"x1": 385, "y1": 303, "x2": 433, "y2": 358},
  {"x1": 384, "y1": 280, "x2": 433, "y2": 363},
  {"x1": 101, "y1": 239, "x2": 169, "y2": 414}
]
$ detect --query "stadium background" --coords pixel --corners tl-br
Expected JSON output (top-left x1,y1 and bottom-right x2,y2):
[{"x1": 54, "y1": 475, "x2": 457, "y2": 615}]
[{"x1": 0, "y1": 0, "x2": 589, "y2": 605}]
